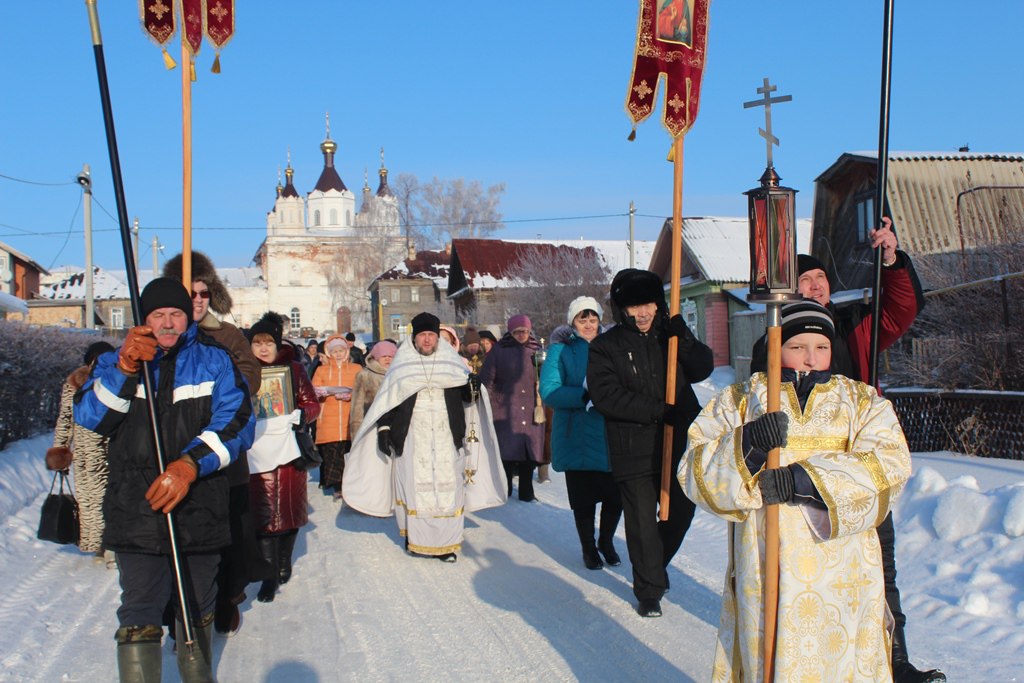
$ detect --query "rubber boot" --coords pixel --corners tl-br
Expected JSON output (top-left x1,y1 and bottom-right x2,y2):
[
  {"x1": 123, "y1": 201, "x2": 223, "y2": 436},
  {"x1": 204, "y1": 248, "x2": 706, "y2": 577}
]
[
  {"x1": 892, "y1": 625, "x2": 946, "y2": 683},
  {"x1": 278, "y1": 530, "x2": 298, "y2": 585},
  {"x1": 115, "y1": 625, "x2": 163, "y2": 683},
  {"x1": 175, "y1": 616, "x2": 216, "y2": 683},
  {"x1": 574, "y1": 516, "x2": 603, "y2": 570},
  {"x1": 256, "y1": 535, "x2": 279, "y2": 602}
]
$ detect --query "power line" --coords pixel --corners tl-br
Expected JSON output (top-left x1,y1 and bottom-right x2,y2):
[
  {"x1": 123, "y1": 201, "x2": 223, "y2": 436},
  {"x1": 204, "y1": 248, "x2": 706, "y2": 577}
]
[{"x1": 0, "y1": 171, "x2": 78, "y2": 187}]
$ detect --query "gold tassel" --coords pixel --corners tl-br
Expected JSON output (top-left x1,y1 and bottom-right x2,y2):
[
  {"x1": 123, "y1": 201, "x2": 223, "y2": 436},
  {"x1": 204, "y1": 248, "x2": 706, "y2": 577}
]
[
  {"x1": 534, "y1": 404, "x2": 546, "y2": 425},
  {"x1": 666, "y1": 144, "x2": 675, "y2": 163},
  {"x1": 211, "y1": 52, "x2": 221, "y2": 74},
  {"x1": 190, "y1": 59, "x2": 197, "y2": 82},
  {"x1": 627, "y1": 127, "x2": 637, "y2": 142},
  {"x1": 162, "y1": 48, "x2": 177, "y2": 70}
]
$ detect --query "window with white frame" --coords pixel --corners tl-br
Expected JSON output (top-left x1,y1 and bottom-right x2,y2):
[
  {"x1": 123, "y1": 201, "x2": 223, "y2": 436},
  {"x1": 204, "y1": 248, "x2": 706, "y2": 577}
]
[
  {"x1": 391, "y1": 286, "x2": 400, "y2": 303},
  {"x1": 855, "y1": 193, "x2": 875, "y2": 245},
  {"x1": 110, "y1": 307, "x2": 124, "y2": 329},
  {"x1": 290, "y1": 307, "x2": 301, "y2": 329},
  {"x1": 390, "y1": 315, "x2": 403, "y2": 333},
  {"x1": 313, "y1": 210, "x2": 321, "y2": 227},
  {"x1": 410, "y1": 286, "x2": 420, "y2": 303},
  {"x1": 682, "y1": 299, "x2": 698, "y2": 336}
]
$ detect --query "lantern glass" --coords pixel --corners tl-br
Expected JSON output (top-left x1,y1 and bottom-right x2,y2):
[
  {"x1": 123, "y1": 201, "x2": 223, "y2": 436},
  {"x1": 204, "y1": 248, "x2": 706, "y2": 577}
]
[{"x1": 745, "y1": 184, "x2": 799, "y2": 300}]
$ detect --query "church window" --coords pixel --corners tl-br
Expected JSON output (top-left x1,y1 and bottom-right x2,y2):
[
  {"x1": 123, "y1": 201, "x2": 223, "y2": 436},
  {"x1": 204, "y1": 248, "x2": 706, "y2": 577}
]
[
  {"x1": 410, "y1": 286, "x2": 420, "y2": 303},
  {"x1": 314, "y1": 210, "x2": 321, "y2": 227},
  {"x1": 110, "y1": 307, "x2": 124, "y2": 329},
  {"x1": 290, "y1": 307, "x2": 301, "y2": 329},
  {"x1": 330, "y1": 209, "x2": 338, "y2": 225}
]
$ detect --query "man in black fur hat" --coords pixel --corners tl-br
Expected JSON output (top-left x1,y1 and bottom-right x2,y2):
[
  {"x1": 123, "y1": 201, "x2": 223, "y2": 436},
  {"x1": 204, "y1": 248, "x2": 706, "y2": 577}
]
[
  {"x1": 587, "y1": 268, "x2": 714, "y2": 618},
  {"x1": 164, "y1": 251, "x2": 265, "y2": 637}
]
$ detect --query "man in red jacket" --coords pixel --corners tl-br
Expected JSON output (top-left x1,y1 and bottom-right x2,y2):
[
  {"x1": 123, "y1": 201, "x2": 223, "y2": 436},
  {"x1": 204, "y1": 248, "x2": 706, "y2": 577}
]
[{"x1": 752, "y1": 217, "x2": 941, "y2": 683}]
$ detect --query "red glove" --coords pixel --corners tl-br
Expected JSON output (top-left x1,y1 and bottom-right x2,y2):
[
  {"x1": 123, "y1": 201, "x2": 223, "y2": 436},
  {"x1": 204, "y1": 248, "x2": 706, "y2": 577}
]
[
  {"x1": 145, "y1": 457, "x2": 198, "y2": 513},
  {"x1": 45, "y1": 446, "x2": 73, "y2": 471},
  {"x1": 118, "y1": 326, "x2": 158, "y2": 375}
]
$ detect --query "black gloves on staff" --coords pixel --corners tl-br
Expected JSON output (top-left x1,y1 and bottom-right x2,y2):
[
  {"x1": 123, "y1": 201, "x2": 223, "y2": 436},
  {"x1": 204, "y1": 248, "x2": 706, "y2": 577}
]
[
  {"x1": 745, "y1": 411, "x2": 789, "y2": 453},
  {"x1": 759, "y1": 465, "x2": 796, "y2": 506}
]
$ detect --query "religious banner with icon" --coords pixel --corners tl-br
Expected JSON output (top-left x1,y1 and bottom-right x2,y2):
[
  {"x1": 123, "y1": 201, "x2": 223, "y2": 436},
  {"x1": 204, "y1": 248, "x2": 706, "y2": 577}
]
[{"x1": 626, "y1": 0, "x2": 711, "y2": 138}]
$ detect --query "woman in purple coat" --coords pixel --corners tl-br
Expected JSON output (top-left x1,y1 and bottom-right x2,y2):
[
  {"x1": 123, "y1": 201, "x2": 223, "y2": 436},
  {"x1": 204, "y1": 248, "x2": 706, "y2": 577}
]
[{"x1": 479, "y1": 314, "x2": 546, "y2": 502}]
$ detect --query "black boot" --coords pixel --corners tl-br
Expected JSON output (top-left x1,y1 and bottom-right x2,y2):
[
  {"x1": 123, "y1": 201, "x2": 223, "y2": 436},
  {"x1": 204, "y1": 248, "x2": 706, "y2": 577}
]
[
  {"x1": 175, "y1": 616, "x2": 215, "y2": 683},
  {"x1": 892, "y1": 625, "x2": 946, "y2": 683},
  {"x1": 574, "y1": 516, "x2": 603, "y2": 570},
  {"x1": 597, "y1": 504, "x2": 622, "y2": 566},
  {"x1": 256, "y1": 535, "x2": 279, "y2": 603},
  {"x1": 278, "y1": 530, "x2": 298, "y2": 585},
  {"x1": 115, "y1": 625, "x2": 163, "y2": 683}
]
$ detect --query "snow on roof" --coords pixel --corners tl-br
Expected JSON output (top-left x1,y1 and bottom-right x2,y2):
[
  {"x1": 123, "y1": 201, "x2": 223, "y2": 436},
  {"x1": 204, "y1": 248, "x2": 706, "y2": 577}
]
[
  {"x1": 376, "y1": 250, "x2": 450, "y2": 288},
  {"x1": 218, "y1": 267, "x2": 265, "y2": 288},
  {"x1": 40, "y1": 266, "x2": 265, "y2": 300},
  {"x1": 683, "y1": 216, "x2": 811, "y2": 284},
  {"x1": 450, "y1": 238, "x2": 655, "y2": 291},
  {"x1": 0, "y1": 291, "x2": 28, "y2": 314}
]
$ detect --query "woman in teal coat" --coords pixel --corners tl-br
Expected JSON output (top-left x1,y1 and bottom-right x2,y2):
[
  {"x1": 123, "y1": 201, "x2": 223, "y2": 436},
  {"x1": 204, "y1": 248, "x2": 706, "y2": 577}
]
[{"x1": 540, "y1": 296, "x2": 623, "y2": 570}]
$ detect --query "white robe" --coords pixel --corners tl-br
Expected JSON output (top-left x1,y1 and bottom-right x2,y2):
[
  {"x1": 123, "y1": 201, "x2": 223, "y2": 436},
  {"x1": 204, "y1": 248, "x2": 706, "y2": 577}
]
[
  {"x1": 343, "y1": 338, "x2": 506, "y2": 554},
  {"x1": 679, "y1": 373, "x2": 911, "y2": 683}
]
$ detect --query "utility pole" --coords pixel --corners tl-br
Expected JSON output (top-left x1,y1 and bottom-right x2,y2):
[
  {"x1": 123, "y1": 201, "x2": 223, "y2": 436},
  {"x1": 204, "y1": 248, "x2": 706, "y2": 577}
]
[
  {"x1": 78, "y1": 164, "x2": 94, "y2": 330},
  {"x1": 152, "y1": 235, "x2": 162, "y2": 278},
  {"x1": 629, "y1": 201, "x2": 636, "y2": 268},
  {"x1": 132, "y1": 217, "x2": 140, "y2": 274}
]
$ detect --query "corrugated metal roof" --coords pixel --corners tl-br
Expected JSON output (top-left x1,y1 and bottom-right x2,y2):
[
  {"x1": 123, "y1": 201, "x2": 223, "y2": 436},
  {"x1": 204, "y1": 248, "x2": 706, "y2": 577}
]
[
  {"x1": 680, "y1": 216, "x2": 812, "y2": 284},
  {"x1": 817, "y1": 152, "x2": 1024, "y2": 258}
]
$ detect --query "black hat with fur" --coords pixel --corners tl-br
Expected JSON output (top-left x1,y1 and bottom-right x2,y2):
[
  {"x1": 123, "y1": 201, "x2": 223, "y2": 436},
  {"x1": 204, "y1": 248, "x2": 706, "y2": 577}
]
[
  {"x1": 162, "y1": 251, "x2": 233, "y2": 315},
  {"x1": 610, "y1": 268, "x2": 665, "y2": 312},
  {"x1": 249, "y1": 311, "x2": 286, "y2": 347}
]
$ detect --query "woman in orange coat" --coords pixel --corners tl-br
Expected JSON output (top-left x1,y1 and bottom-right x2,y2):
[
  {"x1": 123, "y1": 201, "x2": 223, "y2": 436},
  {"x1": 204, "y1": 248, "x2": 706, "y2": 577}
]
[{"x1": 312, "y1": 334, "x2": 362, "y2": 498}]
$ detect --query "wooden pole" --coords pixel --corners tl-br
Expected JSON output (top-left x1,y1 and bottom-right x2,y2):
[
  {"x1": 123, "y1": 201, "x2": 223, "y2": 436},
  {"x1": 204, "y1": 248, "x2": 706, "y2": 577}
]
[
  {"x1": 659, "y1": 135, "x2": 684, "y2": 521},
  {"x1": 762, "y1": 308, "x2": 783, "y2": 683},
  {"x1": 180, "y1": 32, "x2": 193, "y2": 287}
]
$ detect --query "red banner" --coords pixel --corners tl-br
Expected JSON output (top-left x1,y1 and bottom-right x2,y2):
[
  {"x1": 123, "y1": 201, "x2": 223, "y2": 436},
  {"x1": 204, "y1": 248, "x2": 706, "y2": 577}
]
[
  {"x1": 626, "y1": 0, "x2": 711, "y2": 138},
  {"x1": 181, "y1": 0, "x2": 204, "y2": 56},
  {"x1": 139, "y1": 0, "x2": 175, "y2": 47},
  {"x1": 205, "y1": 0, "x2": 235, "y2": 50}
]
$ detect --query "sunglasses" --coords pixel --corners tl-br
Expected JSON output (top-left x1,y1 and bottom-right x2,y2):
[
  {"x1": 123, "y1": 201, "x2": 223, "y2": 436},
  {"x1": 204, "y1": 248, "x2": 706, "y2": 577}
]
[{"x1": 191, "y1": 290, "x2": 211, "y2": 300}]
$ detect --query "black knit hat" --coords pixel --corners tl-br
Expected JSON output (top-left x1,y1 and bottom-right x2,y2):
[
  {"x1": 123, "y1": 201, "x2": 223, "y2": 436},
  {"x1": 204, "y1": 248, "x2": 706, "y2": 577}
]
[
  {"x1": 411, "y1": 312, "x2": 441, "y2": 337},
  {"x1": 249, "y1": 311, "x2": 286, "y2": 347},
  {"x1": 610, "y1": 268, "x2": 665, "y2": 309},
  {"x1": 163, "y1": 251, "x2": 233, "y2": 315},
  {"x1": 780, "y1": 299, "x2": 835, "y2": 343},
  {"x1": 141, "y1": 277, "x2": 192, "y2": 320},
  {"x1": 798, "y1": 254, "x2": 829, "y2": 277}
]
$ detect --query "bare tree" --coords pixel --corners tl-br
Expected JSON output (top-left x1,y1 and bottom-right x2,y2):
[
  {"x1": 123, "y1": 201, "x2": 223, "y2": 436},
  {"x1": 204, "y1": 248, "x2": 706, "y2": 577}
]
[
  {"x1": 391, "y1": 173, "x2": 422, "y2": 250},
  {"x1": 886, "y1": 202, "x2": 1024, "y2": 390},
  {"x1": 495, "y1": 245, "x2": 611, "y2": 339},
  {"x1": 416, "y1": 177, "x2": 506, "y2": 248}
]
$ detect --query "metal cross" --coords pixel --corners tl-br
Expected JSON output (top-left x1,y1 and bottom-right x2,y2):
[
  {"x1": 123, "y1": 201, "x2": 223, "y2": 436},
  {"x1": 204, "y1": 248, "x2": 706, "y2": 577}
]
[{"x1": 743, "y1": 77, "x2": 792, "y2": 168}]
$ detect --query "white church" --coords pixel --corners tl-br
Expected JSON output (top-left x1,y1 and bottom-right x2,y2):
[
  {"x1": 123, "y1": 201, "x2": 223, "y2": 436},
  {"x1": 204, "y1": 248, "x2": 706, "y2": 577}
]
[{"x1": 233, "y1": 121, "x2": 409, "y2": 336}]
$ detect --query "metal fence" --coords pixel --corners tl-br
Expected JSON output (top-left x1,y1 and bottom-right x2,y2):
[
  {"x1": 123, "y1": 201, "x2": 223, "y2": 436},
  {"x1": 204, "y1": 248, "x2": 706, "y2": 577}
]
[{"x1": 886, "y1": 388, "x2": 1024, "y2": 459}]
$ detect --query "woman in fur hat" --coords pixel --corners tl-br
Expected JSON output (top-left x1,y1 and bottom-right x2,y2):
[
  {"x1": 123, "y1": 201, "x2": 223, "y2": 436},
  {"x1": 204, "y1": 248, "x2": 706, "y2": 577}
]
[
  {"x1": 46, "y1": 341, "x2": 116, "y2": 558},
  {"x1": 246, "y1": 312, "x2": 320, "y2": 602},
  {"x1": 312, "y1": 334, "x2": 362, "y2": 498}
]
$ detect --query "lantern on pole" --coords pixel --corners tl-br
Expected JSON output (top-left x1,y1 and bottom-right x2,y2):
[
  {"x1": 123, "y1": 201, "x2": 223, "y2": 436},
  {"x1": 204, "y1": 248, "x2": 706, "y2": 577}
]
[{"x1": 742, "y1": 77, "x2": 801, "y2": 683}]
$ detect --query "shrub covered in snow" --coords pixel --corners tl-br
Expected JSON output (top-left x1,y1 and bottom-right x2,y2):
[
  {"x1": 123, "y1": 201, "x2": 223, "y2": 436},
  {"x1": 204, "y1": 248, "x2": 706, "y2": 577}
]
[{"x1": 0, "y1": 322, "x2": 116, "y2": 449}]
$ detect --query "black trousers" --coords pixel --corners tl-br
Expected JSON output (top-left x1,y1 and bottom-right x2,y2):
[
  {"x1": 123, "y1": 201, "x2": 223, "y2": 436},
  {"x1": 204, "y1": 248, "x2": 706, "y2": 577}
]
[
  {"x1": 503, "y1": 461, "x2": 536, "y2": 501},
  {"x1": 877, "y1": 511, "x2": 906, "y2": 628},
  {"x1": 616, "y1": 469, "x2": 696, "y2": 601},
  {"x1": 565, "y1": 470, "x2": 622, "y2": 537},
  {"x1": 116, "y1": 552, "x2": 220, "y2": 628}
]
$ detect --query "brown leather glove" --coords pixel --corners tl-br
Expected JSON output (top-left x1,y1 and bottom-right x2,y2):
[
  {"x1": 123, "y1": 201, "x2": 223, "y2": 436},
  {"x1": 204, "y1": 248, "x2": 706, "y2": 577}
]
[
  {"x1": 118, "y1": 326, "x2": 159, "y2": 375},
  {"x1": 145, "y1": 456, "x2": 198, "y2": 513},
  {"x1": 45, "y1": 446, "x2": 73, "y2": 471}
]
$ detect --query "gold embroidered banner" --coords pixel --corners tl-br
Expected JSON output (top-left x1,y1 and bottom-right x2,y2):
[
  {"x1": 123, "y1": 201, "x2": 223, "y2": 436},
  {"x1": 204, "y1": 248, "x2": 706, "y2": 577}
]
[
  {"x1": 205, "y1": 0, "x2": 235, "y2": 50},
  {"x1": 181, "y1": 0, "x2": 204, "y2": 56},
  {"x1": 626, "y1": 0, "x2": 711, "y2": 138},
  {"x1": 140, "y1": 0, "x2": 175, "y2": 48}
]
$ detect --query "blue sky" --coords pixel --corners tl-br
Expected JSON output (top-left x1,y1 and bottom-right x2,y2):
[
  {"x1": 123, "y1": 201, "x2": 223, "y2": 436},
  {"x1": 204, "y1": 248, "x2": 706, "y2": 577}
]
[{"x1": 1, "y1": 1, "x2": 1021, "y2": 272}]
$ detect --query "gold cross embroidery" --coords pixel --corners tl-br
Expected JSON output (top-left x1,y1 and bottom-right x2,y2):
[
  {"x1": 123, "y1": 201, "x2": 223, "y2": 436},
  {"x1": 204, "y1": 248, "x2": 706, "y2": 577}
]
[
  {"x1": 148, "y1": 0, "x2": 170, "y2": 21},
  {"x1": 210, "y1": 1, "x2": 229, "y2": 21},
  {"x1": 633, "y1": 80, "x2": 653, "y2": 100},
  {"x1": 668, "y1": 93, "x2": 686, "y2": 113},
  {"x1": 828, "y1": 556, "x2": 873, "y2": 613}
]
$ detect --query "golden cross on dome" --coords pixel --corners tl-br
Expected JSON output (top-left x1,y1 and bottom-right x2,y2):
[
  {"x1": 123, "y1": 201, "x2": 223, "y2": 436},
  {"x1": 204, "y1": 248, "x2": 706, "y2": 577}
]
[{"x1": 743, "y1": 77, "x2": 792, "y2": 169}]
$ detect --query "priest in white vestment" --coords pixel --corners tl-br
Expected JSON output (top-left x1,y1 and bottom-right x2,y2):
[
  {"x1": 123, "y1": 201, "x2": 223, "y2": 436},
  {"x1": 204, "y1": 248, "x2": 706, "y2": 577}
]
[
  {"x1": 679, "y1": 300, "x2": 911, "y2": 682},
  {"x1": 343, "y1": 313, "x2": 506, "y2": 561}
]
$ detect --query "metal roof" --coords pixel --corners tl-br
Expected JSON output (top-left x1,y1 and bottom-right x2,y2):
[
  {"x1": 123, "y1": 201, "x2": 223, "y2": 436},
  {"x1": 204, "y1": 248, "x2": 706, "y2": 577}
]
[{"x1": 671, "y1": 216, "x2": 812, "y2": 284}]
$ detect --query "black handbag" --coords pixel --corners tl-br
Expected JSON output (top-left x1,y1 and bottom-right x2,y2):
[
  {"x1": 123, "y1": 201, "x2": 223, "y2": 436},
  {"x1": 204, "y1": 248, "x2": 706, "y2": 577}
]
[
  {"x1": 37, "y1": 471, "x2": 80, "y2": 545},
  {"x1": 290, "y1": 428, "x2": 323, "y2": 472}
]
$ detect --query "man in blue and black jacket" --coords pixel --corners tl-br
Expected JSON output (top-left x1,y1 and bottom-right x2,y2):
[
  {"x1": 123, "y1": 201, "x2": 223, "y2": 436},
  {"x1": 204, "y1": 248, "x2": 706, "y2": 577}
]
[{"x1": 75, "y1": 277, "x2": 255, "y2": 683}]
